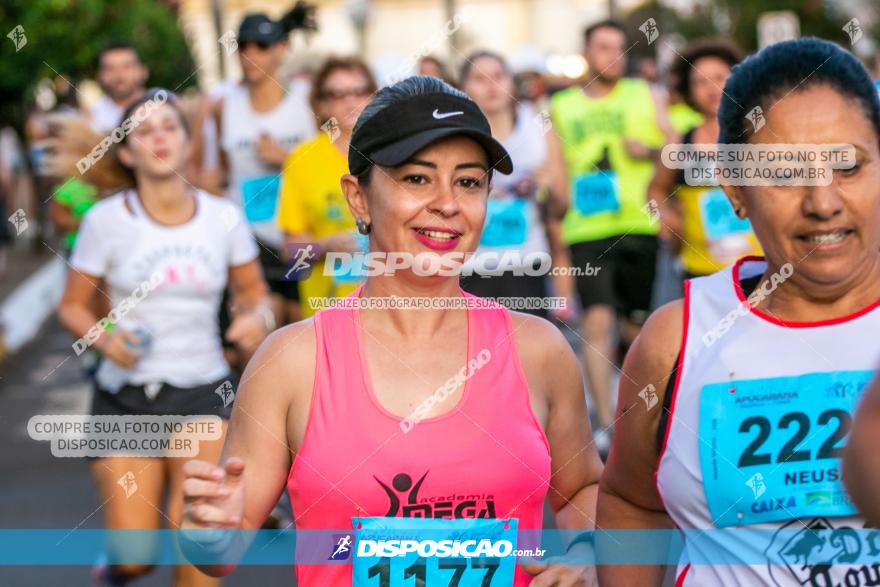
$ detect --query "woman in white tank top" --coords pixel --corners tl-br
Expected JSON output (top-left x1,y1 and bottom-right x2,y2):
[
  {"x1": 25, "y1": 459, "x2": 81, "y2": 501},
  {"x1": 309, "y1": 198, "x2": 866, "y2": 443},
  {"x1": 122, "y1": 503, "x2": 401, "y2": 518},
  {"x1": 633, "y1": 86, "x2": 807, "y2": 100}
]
[{"x1": 597, "y1": 38, "x2": 880, "y2": 586}]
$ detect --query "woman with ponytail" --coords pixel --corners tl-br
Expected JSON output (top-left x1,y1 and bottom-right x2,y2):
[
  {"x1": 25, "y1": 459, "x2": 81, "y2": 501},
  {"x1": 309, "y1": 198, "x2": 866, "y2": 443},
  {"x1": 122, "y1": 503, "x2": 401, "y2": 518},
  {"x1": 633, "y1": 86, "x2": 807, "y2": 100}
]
[{"x1": 194, "y1": 2, "x2": 319, "y2": 329}]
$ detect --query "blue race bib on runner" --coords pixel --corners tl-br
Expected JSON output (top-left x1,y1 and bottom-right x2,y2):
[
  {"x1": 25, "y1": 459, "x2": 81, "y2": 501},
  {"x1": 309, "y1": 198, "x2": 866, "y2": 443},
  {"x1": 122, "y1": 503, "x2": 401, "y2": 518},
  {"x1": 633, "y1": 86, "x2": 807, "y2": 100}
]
[
  {"x1": 241, "y1": 175, "x2": 280, "y2": 223},
  {"x1": 699, "y1": 370, "x2": 874, "y2": 527},
  {"x1": 352, "y1": 517, "x2": 518, "y2": 587},
  {"x1": 481, "y1": 198, "x2": 528, "y2": 247},
  {"x1": 698, "y1": 187, "x2": 752, "y2": 241},
  {"x1": 573, "y1": 172, "x2": 619, "y2": 216}
]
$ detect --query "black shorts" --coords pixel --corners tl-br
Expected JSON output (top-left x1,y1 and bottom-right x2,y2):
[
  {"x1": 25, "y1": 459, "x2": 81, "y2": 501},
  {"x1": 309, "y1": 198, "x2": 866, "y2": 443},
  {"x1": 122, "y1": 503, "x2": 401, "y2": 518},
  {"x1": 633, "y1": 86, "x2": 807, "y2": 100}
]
[
  {"x1": 460, "y1": 271, "x2": 548, "y2": 318},
  {"x1": 258, "y1": 242, "x2": 300, "y2": 301},
  {"x1": 91, "y1": 377, "x2": 236, "y2": 419},
  {"x1": 569, "y1": 234, "x2": 659, "y2": 325},
  {"x1": 88, "y1": 376, "x2": 235, "y2": 460}
]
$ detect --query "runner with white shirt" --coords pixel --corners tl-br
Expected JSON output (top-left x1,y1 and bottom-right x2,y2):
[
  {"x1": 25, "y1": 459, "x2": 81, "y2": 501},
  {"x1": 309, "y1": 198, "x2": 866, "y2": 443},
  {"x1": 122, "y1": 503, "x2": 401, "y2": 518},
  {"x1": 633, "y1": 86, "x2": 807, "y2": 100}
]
[
  {"x1": 203, "y1": 5, "x2": 318, "y2": 326},
  {"x1": 58, "y1": 89, "x2": 273, "y2": 587},
  {"x1": 458, "y1": 51, "x2": 569, "y2": 318},
  {"x1": 597, "y1": 39, "x2": 880, "y2": 586}
]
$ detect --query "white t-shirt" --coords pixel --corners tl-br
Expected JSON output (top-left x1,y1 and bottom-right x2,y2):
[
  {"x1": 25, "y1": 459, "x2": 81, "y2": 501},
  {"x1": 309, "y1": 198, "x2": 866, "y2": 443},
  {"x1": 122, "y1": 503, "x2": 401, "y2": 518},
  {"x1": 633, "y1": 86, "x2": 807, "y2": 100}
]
[
  {"x1": 221, "y1": 82, "x2": 316, "y2": 248},
  {"x1": 89, "y1": 96, "x2": 125, "y2": 134},
  {"x1": 70, "y1": 189, "x2": 259, "y2": 388}
]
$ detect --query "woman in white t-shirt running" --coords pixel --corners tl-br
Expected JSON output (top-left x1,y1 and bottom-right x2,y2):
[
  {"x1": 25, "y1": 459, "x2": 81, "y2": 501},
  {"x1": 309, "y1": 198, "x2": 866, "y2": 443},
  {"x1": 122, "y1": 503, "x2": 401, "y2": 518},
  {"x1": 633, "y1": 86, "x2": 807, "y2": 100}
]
[{"x1": 58, "y1": 89, "x2": 273, "y2": 587}]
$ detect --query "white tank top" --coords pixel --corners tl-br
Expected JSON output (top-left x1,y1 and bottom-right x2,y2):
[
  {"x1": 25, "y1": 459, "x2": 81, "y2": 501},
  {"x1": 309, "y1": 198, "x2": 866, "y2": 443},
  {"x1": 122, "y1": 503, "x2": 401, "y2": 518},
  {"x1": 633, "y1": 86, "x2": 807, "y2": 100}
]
[
  {"x1": 657, "y1": 257, "x2": 880, "y2": 586},
  {"x1": 221, "y1": 83, "x2": 315, "y2": 249},
  {"x1": 463, "y1": 103, "x2": 550, "y2": 272}
]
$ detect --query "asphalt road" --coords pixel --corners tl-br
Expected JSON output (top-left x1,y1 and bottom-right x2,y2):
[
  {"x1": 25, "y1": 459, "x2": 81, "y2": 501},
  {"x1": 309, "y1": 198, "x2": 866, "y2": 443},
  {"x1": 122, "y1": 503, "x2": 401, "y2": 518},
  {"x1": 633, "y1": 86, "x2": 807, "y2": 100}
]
[{"x1": 0, "y1": 318, "x2": 295, "y2": 586}]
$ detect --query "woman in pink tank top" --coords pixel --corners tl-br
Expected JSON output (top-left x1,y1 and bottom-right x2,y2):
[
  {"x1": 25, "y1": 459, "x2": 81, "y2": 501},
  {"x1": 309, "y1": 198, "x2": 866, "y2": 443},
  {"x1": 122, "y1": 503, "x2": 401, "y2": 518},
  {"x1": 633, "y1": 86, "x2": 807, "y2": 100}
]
[{"x1": 180, "y1": 75, "x2": 603, "y2": 586}]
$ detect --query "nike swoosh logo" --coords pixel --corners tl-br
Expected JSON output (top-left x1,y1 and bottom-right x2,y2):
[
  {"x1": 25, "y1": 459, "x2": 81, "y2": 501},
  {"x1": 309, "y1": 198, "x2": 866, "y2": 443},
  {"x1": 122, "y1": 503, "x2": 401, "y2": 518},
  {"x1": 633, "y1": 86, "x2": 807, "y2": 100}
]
[{"x1": 432, "y1": 109, "x2": 464, "y2": 119}]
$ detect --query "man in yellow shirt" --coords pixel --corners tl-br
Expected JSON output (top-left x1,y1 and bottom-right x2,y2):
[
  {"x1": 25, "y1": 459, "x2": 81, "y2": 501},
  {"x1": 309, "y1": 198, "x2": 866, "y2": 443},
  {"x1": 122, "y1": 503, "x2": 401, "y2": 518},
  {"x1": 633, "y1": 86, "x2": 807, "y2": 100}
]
[{"x1": 277, "y1": 57, "x2": 377, "y2": 318}]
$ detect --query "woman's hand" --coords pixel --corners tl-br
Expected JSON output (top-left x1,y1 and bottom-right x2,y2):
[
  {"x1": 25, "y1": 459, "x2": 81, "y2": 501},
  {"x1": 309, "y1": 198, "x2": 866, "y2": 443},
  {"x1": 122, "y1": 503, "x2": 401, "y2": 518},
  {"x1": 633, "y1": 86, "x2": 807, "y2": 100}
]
[
  {"x1": 225, "y1": 311, "x2": 270, "y2": 354},
  {"x1": 255, "y1": 134, "x2": 287, "y2": 168},
  {"x1": 181, "y1": 457, "x2": 246, "y2": 531},
  {"x1": 97, "y1": 330, "x2": 141, "y2": 368}
]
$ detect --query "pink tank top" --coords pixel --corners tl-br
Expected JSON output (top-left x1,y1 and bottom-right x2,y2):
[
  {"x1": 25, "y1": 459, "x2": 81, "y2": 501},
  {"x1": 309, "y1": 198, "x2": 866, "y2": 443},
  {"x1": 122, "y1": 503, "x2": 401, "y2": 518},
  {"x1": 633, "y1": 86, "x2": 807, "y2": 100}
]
[{"x1": 288, "y1": 290, "x2": 551, "y2": 585}]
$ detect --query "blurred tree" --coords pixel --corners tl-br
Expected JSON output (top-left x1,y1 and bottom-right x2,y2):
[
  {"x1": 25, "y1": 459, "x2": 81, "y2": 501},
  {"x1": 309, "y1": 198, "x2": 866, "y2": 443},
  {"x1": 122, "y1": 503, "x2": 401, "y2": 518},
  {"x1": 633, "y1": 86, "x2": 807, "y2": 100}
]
[
  {"x1": 0, "y1": 0, "x2": 196, "y2": 129},
  {"x1": 623, "y1": 0, "x2": 880, "y2": 64}
]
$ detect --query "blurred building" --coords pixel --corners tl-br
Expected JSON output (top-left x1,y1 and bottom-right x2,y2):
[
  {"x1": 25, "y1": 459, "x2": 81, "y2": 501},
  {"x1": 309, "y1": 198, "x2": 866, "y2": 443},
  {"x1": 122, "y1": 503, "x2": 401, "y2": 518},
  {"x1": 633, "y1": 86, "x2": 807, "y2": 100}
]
[{"x1": 178, "y1": 0, "x2": 645, "y2": 89}]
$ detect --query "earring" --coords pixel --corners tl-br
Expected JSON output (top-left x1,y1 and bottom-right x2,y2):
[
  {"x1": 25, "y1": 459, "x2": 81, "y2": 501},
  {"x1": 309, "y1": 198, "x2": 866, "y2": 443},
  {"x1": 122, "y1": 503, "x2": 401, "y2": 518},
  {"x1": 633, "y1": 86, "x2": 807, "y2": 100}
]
[
  {"x1": 734, "y1": 207, "x2": 745, "y2": 219},
  {"x1": 356, "y1": 217, "x2": 372, "y2": 235}
]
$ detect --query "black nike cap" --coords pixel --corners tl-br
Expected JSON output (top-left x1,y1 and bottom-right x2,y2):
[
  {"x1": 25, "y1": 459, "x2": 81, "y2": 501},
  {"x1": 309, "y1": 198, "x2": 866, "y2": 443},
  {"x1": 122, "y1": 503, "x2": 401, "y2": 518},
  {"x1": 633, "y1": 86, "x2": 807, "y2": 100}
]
[
  {"x1": 349, "y1": 90, "x2": 513, "y2": 176},
  {"x1": 238, "y1": 14, "x2": 286, "y2": 45}
]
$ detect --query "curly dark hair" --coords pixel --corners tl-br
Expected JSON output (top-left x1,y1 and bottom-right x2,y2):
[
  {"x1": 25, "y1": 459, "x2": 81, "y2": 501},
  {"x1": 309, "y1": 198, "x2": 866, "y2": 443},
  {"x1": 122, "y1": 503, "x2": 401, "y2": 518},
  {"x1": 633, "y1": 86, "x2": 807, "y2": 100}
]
[{"x1": 672, "y1": 39, "x2": 743, "y2": 111}]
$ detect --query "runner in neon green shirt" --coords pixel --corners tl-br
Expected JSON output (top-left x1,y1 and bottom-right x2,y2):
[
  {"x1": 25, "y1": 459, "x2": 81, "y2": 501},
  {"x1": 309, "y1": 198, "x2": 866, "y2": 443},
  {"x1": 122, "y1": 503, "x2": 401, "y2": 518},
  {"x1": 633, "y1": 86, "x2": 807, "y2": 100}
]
[{"x1": 551, "y1": 19, "x2": 673, "y2": 450}]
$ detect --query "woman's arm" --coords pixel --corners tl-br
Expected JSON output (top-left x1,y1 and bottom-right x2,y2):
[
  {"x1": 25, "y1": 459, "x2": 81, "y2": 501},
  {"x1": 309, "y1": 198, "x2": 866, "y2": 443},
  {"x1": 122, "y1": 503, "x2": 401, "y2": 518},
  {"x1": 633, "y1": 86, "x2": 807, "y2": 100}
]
[
  {"x1": 646, "y1": 152, "x2": 683, "y2": 246},
  {"x1": 596, "y1": 300, "x2": 683, "y2": 586},
  {"x1": 57, "y1": 268, "x2": 138, "y2": 367},
  {"x1": 513, "y1": 315, "x2": 604, "y2": 584},
  {"x1": 181, "y1": 320, "x2": 317, "y2": 576},
  {"x1": 225, "y1": 259, "x2": 272, "y2": 360},
  {"x1": 843, "y1": 372, "x2": 880, "y2": 524},
  {"x1": 544, "y1": 129, "x2": 570, "y2": 221}
]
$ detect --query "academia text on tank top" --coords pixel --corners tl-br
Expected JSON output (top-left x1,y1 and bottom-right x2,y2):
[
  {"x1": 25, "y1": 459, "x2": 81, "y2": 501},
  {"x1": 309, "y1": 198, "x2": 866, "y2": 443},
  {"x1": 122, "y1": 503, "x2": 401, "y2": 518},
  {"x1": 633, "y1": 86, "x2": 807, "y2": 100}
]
[
  {"x1": 288, "y1": 290, "x2": 552, "y2": 586},
  {"x1": 221, "y1": 83, "x2": 315, "y2": 249},
  {"x1": 656, "y1": 257, "x2": 880, "y2": 586}
]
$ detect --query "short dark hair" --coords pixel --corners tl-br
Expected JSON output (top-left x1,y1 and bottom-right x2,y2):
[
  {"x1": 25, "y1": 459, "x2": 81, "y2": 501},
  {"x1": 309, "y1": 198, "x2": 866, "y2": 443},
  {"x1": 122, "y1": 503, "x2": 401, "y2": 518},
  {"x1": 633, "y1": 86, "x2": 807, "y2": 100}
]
[
  {"x1": 672, "y1": 39, "x2": 743, "y2": 110},
  {"x1": 584, "y1": 19, "x2": 627, "y2": 46},
  {"x1": 718, "y1": 37, "x2": 880, "y2": 144},
  {"x1": 95, "y1": 41, "x2": 143, "y2": 71}
]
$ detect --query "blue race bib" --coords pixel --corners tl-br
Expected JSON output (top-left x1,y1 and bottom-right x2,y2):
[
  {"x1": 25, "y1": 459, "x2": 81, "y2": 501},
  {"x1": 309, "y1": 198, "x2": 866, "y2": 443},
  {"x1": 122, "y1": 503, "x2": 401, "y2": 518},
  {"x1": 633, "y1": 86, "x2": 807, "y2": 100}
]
[
  {"x1": 352, "y1": 517, "x2": 518, "y2": 587},
  {"x1": 698, "y1": 188, "x2": 752, "y2": 241},
  {"x1": 573, "y1": 172, "x2": 619, "y2": 216},
  {"x1": 481, "y1": 198, "x2": 528, "y2": 247},
  {"x1": 241, "y1": 175, "x2": 280, "y2": 223},
  {"x1": 699, "y1": 371, "x2": 874, "y2": 527}
]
